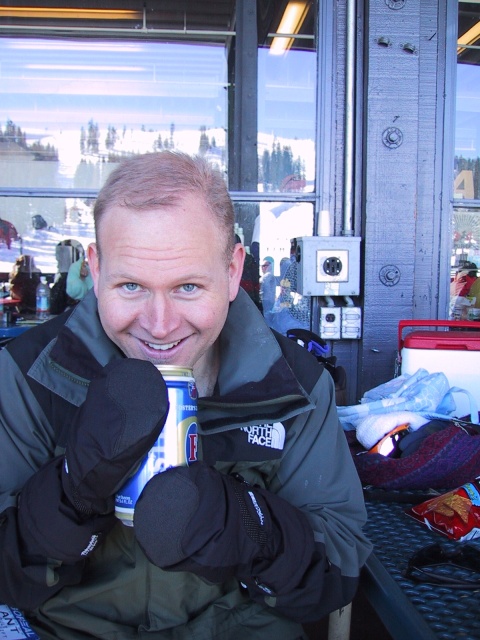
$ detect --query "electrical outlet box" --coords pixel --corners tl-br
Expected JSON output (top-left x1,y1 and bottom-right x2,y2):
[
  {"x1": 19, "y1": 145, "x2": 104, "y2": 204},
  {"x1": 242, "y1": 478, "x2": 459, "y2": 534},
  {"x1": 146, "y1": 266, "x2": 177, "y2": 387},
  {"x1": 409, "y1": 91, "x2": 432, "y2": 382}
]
[
  {"x1": 293, "y1": 236, "x2": 361, "y2": 296},
  {"x1": 341, "y1": 307, "x2": 362, "y2": 339},
  {"x1": 319, "y1": 307, "x2": 341, "y2": 340}
]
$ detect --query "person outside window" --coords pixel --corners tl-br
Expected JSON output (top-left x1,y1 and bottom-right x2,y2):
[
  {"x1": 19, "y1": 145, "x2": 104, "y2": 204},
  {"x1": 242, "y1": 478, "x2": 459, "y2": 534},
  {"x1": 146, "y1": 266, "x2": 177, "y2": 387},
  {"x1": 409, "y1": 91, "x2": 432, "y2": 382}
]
[
  {"x1": 0, "y1": 151, "x2": 371, "y2": 639},
  {"x1": 50, "y1": 239, "x2": 84, "y2": 315},
  {"x1": 450, "y1": 261, "x2": 477, "y2": 298},
  {"x1": 260, "y1": 255, "x2": 276, "y2": 314},
  {"x1": 8, "y1": 254, "x2": 41, "y2": 313},
  {"x1": 449, "y1": 261, "x2": 478, "y2": 319},
  {"x1": 66, "y1": 254, "x2": 94, "y2": 302}
]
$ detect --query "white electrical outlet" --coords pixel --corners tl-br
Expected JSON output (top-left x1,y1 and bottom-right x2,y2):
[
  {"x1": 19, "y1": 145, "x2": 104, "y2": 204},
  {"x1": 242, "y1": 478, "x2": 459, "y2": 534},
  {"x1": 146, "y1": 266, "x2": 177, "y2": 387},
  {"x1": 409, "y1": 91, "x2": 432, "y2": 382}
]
[{"x1": 320, "y1": 307, "x2": 341, "y2": 340}]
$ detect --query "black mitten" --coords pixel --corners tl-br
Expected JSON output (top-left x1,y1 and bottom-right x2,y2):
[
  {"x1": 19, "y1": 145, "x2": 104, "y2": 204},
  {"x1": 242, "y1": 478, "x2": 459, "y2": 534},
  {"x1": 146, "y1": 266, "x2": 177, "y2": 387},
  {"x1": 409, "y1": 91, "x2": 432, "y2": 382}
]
[
  {"x1": 18, "y1": 456, "x2": 116, "y2": 563},
  {"x1": 18, "y1": 358, "x2": 169, "y2": 563},
  {"x1": 62, "y1": 358, "x2": 169, "y2": 516},
  {"x1": 134, "y1": 462, "x2": 315, "y2": 596}
]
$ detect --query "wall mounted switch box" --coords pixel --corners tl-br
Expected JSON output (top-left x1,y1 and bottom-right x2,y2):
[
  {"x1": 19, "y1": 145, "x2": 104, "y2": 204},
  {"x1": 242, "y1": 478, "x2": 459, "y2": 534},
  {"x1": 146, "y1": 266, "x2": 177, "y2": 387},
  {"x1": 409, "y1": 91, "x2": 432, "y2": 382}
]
[
  {"x1": 293, "y1": 236, "x2": 361, "y2": 296},
  {"x1": 341, "y1": 307, "x2": 362, "y2": 339}
]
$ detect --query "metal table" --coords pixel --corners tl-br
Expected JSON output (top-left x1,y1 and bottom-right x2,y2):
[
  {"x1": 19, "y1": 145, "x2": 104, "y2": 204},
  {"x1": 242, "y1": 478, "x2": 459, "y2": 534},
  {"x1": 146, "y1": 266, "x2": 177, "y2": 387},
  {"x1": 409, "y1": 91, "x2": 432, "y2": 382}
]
[
  {"x1": 0, "y1": 316, "x2": 45, "y2": 347},
  {"x1": 362, "y1": 497, "x2": 480, "y2": 640},
  {"x1": 0, "y1": 323, "x2": 33, "y2": 348},
  {"x1": 0, "y1": 324, "x2": 32, "y2": 338}
]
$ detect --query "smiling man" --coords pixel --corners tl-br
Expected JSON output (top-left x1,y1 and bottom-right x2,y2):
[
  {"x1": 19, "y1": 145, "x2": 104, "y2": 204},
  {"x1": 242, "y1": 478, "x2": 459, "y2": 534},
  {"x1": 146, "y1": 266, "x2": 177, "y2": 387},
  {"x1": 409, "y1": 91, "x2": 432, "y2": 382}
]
[
  {"x1": 89, "y1": 185, "x2": 242, "y2": 396},
  {"x1": 0, "y1": 151, "x2": 371, "y2": 639}
]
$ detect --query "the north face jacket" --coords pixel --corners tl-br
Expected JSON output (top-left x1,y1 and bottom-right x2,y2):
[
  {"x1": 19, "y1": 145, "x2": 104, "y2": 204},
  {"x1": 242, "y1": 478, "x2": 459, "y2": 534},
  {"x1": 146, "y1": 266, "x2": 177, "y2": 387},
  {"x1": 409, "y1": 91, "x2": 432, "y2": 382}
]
[{"x1": 0, "y1": 288, "x2": 371, "y2": 639}]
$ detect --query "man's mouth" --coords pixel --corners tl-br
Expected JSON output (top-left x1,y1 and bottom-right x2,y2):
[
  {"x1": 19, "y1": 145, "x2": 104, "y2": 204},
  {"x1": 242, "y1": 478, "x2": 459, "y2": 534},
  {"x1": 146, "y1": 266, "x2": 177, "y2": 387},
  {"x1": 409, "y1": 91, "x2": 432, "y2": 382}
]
[{"x1": 145, "y1": 339, "x2": 181, "y2": 351}]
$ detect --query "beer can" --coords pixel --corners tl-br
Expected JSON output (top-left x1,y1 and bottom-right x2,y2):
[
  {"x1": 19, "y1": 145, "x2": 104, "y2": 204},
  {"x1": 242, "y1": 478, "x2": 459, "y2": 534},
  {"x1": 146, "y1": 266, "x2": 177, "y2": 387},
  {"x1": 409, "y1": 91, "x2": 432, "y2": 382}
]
[{"x1": 115, "y1": 365, "x2": 198, "y2": 526}]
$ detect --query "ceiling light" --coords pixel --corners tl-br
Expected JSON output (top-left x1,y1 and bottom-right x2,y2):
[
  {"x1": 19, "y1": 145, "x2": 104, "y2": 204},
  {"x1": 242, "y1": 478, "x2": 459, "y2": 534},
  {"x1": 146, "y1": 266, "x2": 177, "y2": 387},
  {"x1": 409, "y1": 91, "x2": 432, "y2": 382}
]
[
  {"x1": 270, "y1": 1, "x2": 310, "y2": 56},
  {"x1": 0, "y1": 7, "x2": 142, "y2": 21},
  {"x1": 458, "y1": 20, "x2": 480, "y2": 54}
]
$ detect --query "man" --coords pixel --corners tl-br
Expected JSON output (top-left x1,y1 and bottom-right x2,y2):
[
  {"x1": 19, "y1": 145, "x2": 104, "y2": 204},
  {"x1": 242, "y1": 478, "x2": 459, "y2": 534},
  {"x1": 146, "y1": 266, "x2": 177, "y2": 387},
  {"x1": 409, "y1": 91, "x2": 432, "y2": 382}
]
[
  {"x1": 0, "y1": 151, "x2": 371, "y2": 639},
  {"x1": 260, "y1": 256, "x2": 276, "y2": 313}
]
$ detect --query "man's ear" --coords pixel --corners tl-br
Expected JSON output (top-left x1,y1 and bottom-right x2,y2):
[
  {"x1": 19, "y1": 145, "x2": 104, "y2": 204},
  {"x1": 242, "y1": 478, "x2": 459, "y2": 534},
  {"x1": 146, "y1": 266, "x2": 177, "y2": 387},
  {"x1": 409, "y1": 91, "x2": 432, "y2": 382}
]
[
  {"x1": 87, "y1": 243, "x2": 100, "y2": 295},
  {"x1": 228, "y1": 242, "x2": 246, "y2": 302}
]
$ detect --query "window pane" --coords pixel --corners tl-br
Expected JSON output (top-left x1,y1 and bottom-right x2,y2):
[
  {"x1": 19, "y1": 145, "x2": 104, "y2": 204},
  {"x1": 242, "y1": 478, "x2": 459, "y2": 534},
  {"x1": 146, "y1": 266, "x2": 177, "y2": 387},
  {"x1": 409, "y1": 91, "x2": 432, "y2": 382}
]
[
  {"x1": 449, "y1": 206, "x2": 480, "y2": 319},
  {"x1": 455, "y1": 1, "x2": 480, "y2": 199},
  {"x1": 454, "y1": 61, "x2": 480, "y2": 199},
  {"x1": 450, "y1": 2, "x2": 480, "y2": 319},
  {"x1": 0, "y1": 196, "x2": 95, "y2": 275},
  {"x1": 258, "y1": 1, "x2": 316, "y2": 193},
  {"x1": 234, "y1": 200, "x2": 313, "y2": 334},
  {"x1": 258, "y1": 48, "x2": 316, "y2": 193},
  {"x1": 0, "y1": 36, "x2": 228, "y2": 191}
]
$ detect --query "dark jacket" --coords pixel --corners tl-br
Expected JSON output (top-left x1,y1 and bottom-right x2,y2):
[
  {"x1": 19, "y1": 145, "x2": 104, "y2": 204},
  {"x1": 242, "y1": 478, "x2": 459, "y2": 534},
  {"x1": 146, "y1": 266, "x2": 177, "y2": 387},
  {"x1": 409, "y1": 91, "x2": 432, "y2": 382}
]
[
  {"x1": 9, "y1": 271, "x2": 41, "y2": 313},
  {"x1": 0, "y1": 288, "x2": 371, "y2": 639}
]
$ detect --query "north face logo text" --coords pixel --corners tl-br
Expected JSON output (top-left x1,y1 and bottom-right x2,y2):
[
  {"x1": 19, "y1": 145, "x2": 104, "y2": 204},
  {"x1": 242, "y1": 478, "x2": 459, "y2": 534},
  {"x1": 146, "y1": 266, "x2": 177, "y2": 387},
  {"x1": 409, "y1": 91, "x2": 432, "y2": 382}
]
[{"x1": 241, "y1": 423, "x2": 285, "y2": 450}]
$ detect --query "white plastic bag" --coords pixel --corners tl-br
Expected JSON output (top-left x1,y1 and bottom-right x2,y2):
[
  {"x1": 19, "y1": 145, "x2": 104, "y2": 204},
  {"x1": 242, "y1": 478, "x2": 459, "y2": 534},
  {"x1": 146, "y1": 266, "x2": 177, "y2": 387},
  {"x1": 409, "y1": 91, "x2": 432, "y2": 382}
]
[{"x1": 338, "y1": 368, "x2": 479, "y2": 430}]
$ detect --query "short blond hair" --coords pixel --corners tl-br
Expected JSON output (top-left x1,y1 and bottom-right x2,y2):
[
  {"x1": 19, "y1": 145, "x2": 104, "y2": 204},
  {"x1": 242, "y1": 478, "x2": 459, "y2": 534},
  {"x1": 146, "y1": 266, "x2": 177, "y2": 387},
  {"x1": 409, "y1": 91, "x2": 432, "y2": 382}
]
[{"x1": 94, "y1": 151, "x2": 235, "y2": 262}]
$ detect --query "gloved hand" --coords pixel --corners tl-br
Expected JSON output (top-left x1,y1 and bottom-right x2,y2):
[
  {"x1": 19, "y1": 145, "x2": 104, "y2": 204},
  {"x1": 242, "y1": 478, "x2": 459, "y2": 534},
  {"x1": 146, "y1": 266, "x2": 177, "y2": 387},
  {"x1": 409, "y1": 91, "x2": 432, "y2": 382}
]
[
  {"x1": 134, "y1": 462, "x2": 315, "y2": 596},
  {"x1": 61, "y1": 358, "x2": 169, "y2": 516},
  {"x1": 18, "y1": 358, "x2": 169, "y2": 563}
]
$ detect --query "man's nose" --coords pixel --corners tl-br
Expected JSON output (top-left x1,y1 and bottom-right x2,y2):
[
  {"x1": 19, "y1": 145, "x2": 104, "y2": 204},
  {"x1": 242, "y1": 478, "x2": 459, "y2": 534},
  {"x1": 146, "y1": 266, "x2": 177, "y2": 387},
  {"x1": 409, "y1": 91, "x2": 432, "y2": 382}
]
[{"x1": 143, "y1": 295, "x2": 180, "y2": 336}]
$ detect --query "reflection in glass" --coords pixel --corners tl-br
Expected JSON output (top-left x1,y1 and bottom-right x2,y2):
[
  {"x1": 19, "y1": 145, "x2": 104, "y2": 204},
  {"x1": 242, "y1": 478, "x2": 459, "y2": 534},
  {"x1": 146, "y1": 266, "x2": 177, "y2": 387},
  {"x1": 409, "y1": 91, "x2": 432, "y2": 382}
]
[
  {"x1": 454, "y1": 59, "x2": 480, "y2": 199},
  {"x1": 233, "y1": 200, "x2": 313, "y2": 335},
  {"x1": 452, "y1": 3, "x2": 480, "y2": 319},
  {"x1": 258, "y1": 0, "x2": 316, "y2": 194},
  {"x1": 0, "y1": 36, "x2": 228, "y2": 191},
  {"x1": 455, "y1": 3, "x2": 480, "y2": 199},
  {"x1": 0, "y1": 1, "x2": 319, "y2": 330},
  {"x1": 0, "y1": 197, "x2": 95, "y2": 274},
  {"x1": 449, "y1": 208, "x2": 480, "y2": 319}
]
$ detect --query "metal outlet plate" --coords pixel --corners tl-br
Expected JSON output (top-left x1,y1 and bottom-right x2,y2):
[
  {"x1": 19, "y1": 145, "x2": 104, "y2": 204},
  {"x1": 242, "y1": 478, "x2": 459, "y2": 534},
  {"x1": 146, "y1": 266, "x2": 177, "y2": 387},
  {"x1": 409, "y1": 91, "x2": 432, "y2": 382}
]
[{"x1": 316, "y1": 250, "x2": 349, "y2": 282}]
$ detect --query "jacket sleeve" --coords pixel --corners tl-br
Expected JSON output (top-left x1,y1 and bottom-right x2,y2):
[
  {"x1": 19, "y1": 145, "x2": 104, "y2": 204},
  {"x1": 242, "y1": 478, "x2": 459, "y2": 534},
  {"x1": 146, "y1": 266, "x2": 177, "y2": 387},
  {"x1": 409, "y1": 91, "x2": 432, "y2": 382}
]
[
  {"x1": 0, "y1": 350, "x2": 85, "y2": 609},
  {"x1": 258, "y1": 370, "x2": 372, "y2": 622}
]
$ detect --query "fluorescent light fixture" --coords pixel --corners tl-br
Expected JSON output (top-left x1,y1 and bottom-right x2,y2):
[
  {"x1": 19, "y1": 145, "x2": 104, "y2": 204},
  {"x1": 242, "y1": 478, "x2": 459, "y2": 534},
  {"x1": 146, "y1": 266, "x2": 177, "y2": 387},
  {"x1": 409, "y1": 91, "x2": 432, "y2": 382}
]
[
  {"x1": 458, "y1": 20, "x2": 480, "y2": 54},
  {"x1": 26, "y1": 64, "x2": 145, "y2": 72},
  {"x1": 10, "y1": 41, "x2": 143, "y2": 53},
  {"x1": 0, "y1": 7, "x2": 142, "y2": 20},
  {"x1": 270, "y1": 1, "x2": 310, "y2": 56}
]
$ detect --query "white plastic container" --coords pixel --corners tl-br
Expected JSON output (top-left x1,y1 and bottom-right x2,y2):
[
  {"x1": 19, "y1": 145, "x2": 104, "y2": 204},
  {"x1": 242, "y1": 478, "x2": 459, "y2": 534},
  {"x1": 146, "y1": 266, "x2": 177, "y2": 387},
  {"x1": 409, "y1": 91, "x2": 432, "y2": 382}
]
[{"x1": 399, "y1": 320, "x2": 480, "y2": 419}]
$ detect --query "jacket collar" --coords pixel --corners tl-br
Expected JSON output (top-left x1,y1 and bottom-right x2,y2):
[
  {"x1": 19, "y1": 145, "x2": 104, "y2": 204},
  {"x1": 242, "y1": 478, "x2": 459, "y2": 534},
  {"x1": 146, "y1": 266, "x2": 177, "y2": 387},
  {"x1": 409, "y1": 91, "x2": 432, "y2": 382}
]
[
  {"x1": 35, "y1": 288, "x2": 313, "y2": 427},
  {"x1": 199, "y1": 288, "x2": 314, "y2": 432}
]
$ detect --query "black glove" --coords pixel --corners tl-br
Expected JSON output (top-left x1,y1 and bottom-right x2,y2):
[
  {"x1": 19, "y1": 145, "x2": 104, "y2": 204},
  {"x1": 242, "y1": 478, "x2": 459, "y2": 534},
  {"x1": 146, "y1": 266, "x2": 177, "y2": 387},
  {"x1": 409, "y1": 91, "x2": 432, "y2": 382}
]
[
  {"x1": 18, "y1": 358, "x2": 169, "y2": 563},
  {"x1": 134, "y1": 462, "x2": 315, "y2": 596},
  {"x1": 62, "y1": 358, "x2": 169, "y2": 516}
]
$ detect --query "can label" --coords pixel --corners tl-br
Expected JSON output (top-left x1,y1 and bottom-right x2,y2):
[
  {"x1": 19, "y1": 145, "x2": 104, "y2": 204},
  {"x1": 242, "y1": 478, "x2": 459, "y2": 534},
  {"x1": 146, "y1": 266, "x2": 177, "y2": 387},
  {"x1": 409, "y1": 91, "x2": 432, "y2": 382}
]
[
  {"x1": 115, "y1": 366, "x2": 198, "y2": 526},
  {"x1": 0, "y1": 605, "x2": 39, "y2": 639}
]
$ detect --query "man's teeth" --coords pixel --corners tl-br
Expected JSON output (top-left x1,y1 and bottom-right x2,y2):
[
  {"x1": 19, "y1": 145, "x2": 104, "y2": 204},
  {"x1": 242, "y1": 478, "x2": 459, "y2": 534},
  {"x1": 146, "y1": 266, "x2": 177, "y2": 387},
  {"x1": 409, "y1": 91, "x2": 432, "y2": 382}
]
[{"x1": 146, "y1": 339, "x2": 181, "y2": 351}]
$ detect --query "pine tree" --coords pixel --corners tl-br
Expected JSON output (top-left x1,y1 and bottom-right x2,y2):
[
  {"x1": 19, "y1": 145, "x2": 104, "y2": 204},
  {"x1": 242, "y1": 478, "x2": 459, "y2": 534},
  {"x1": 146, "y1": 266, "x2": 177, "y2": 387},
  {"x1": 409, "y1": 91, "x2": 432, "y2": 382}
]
[{"x1": 199, "y1": 126, "x2": 210, "y2": 156}]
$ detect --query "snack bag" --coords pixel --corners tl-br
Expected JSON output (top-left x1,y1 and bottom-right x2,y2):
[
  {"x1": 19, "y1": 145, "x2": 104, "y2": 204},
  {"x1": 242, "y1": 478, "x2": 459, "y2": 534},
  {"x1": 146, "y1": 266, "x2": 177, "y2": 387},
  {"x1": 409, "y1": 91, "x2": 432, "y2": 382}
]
[{"x1": 407, "y1": 476, "x2": 480, "y2": 541}]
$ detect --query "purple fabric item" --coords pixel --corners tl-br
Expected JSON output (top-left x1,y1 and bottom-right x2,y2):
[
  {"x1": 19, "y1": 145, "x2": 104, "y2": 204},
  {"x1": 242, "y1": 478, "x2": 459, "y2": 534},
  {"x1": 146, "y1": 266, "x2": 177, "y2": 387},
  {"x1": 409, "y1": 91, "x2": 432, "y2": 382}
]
[{"x1": 347, "y1": 425, "x2": 480, "y2": 490}]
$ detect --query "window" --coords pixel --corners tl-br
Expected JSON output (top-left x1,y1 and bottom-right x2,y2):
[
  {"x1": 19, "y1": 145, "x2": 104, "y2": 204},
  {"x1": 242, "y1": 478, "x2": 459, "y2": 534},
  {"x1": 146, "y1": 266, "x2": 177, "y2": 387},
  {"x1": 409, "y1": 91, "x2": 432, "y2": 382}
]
[
  {"x1": 451, "y1": 0, "x2": 480, "y2": 320},
  {"x1": 0, "y1": 1, "x2": 316, "y2": 333},
  {"x1": 0, "y1": 33, "x2": 228, "y2": 273}
]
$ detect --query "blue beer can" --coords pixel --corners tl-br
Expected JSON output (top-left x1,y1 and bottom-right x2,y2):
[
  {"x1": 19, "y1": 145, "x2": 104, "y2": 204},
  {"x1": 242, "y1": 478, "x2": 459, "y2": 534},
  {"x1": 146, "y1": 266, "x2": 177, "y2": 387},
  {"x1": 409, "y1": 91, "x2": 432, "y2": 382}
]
[{"x1": 115, "y1": 365, "x2": 198, "y2": 526}]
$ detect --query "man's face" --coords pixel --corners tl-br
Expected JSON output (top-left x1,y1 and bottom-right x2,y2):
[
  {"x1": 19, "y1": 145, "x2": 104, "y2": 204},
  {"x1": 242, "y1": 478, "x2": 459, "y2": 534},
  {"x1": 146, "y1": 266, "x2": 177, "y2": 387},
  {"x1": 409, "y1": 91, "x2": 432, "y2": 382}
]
[{"x1": 88, "y1": 193, "x2": 244, "y2": 376}]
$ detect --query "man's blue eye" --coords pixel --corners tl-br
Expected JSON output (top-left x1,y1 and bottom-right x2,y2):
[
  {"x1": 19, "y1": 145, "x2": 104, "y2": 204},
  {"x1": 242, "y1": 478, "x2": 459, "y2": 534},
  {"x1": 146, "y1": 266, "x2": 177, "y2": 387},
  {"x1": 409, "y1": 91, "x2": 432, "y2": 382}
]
[
  {"x1": 124, "y1": 283, "x2": 139, "y2": 291},
  {"x1": 182, "y1": 284, "x2": 196, "y2": 293}
]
